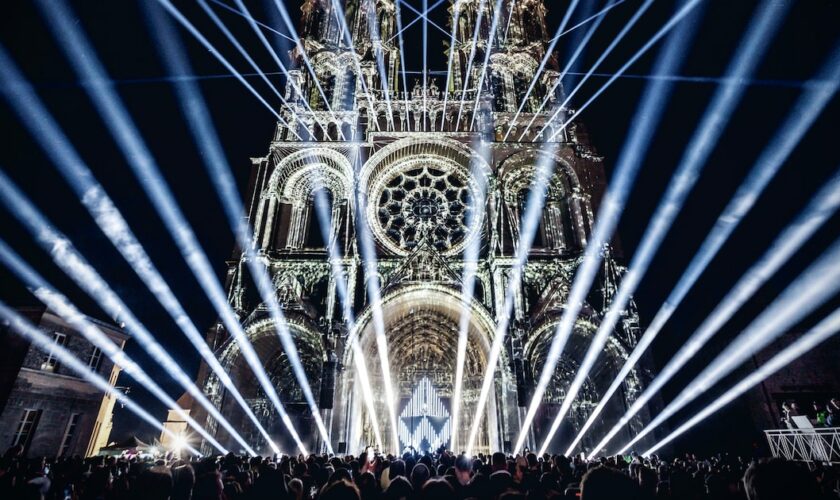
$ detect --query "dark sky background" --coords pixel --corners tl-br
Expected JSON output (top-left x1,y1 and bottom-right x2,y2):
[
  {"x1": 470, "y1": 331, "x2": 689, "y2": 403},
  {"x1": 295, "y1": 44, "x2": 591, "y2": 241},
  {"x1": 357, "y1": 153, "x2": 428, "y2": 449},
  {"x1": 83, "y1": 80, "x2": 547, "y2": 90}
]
[{"x1": 1, "y1": 0, "x2": 839, "y2": 456}]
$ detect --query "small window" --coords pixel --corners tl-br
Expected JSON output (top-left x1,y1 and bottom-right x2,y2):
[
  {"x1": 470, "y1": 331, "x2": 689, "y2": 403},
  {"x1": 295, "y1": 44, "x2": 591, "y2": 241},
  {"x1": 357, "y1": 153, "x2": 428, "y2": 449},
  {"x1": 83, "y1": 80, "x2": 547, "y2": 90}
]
[
  {"x1": 88, "y1": 347, "x2": 103, "y2": 373},
  {"x1": 58, "y1": 413, "x2": 81, "y2": 457},
  {"x1": 41, "y1": 332, "x2": 67, "y2": 372},
  {"x1": 12, "y1": 409, "x2": 42, "y2": 453}
]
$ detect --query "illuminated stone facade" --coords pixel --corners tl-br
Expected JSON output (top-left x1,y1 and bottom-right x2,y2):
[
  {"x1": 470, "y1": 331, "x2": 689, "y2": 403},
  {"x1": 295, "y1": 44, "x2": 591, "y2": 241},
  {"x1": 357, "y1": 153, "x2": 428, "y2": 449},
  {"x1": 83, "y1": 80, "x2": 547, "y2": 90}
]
[
  {"x1": 194, "y1": 0, "x2": 650, "y2": 455},
  {"x1": 0, "y1": 307, "x2": 126, "y2": 457}
]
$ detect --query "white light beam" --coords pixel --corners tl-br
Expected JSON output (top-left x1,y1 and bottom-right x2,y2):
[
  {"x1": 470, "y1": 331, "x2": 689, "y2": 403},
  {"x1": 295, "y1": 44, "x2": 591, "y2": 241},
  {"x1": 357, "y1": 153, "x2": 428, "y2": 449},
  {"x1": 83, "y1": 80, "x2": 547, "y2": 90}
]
[
  {"x1": 644, "y1": 306, "x2": 840, "y2": 456},
  {"x1": 589, "y1": 43, "x2": 840, "y2": 456},
  {"x1": 33, "y1": 0, "x2": 311, "y2": 453},
  {"x1": 144, "y1": 1, "x2": 335, "y2": 453},
  {"x1": 617, "y1": 236, "x2": 840, "y2": 454},
  {"x1": 533, "y1": 0, "x2": 788, "y2": 455},
  {"x1": 512, "y1": 0, "x2": 703, "y2": 454}
]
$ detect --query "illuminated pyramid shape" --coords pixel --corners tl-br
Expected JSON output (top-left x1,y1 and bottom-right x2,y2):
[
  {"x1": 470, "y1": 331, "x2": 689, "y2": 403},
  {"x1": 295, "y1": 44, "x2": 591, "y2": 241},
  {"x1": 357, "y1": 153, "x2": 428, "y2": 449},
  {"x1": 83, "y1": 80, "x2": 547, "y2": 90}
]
[{"x1": 398, "y1": 377, "x2": 451, "y2": 451}]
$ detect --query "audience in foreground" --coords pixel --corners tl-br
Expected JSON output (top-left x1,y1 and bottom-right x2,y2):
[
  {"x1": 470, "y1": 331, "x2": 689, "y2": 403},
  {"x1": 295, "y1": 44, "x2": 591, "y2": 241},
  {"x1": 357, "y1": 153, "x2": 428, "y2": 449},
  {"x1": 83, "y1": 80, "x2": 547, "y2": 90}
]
[{"x1": 1, "y1": 444, "x2": 838, "y2": 500}]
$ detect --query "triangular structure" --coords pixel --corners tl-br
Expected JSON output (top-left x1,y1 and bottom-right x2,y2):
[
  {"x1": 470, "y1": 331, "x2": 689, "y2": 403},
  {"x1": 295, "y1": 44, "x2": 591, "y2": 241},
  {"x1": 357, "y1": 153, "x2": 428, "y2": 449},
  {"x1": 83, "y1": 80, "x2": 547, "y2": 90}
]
[{"x1": 383, "y1": 237, "x2": 462, "y2": 290}]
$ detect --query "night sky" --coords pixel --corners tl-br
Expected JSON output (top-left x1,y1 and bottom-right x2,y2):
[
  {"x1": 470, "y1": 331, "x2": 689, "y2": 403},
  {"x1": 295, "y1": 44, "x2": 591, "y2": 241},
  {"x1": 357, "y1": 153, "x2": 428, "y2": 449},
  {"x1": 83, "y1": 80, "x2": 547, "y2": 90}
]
[{"x1": 1, "y1": 0, "x2": 839, "y2": 456}]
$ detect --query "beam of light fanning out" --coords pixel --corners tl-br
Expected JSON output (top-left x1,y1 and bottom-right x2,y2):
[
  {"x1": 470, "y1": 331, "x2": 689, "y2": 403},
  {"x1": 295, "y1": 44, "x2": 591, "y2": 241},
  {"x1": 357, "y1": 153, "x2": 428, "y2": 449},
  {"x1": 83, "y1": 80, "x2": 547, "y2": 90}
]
[
  {"x1": 588, "y1": 41, "x2": 840, "y2": 457},
  {"x1": 644, "y1": 307, "x2": 840, "y2": 456},
  {"x1": 536, "y1": 0, "x2": 789, "y2": 455},
  {"x1": 144, "y1": 1, "x2": 333, "y2": 452},
  {"x1": 2, "y1": 166, "x2": 279, "y2": 451},
  {"x1": 616, "y1": 237, "x2": 840, "y2": 454},
  {"x1": 511, "y1": 0, "x2": 703, "y2": 454},
  {"x1": 570, "y1": 165, "x2": 840, "y2": 456},
  {"x1": 33, "y1": 0, "x2": 310, "y2": 453}
]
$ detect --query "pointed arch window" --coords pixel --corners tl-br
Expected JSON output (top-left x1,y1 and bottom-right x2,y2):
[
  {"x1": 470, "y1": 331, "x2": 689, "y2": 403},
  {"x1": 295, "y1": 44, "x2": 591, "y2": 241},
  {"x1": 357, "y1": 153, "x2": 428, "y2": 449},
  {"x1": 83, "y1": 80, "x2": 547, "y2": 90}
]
[{"x1": 305, "y1": 187, "x2": 334, "y2": 249}]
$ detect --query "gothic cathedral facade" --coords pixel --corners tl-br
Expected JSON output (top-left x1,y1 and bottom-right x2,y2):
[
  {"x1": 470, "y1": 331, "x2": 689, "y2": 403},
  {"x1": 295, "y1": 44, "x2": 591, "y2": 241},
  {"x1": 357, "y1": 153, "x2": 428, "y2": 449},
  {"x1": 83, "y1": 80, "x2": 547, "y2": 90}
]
[{"x1": 190, "y1": 0, "x2": 651, "y2": 456}]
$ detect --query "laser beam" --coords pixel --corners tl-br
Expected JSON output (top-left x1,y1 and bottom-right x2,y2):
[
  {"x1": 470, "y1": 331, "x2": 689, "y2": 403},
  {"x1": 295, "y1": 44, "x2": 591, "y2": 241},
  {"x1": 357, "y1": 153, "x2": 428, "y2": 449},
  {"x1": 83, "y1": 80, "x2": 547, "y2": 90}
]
[
  {"x1": 196, "y1": 0, "x2": 291, "y2": 109},
  {"x1": 468, "y1": 0, "x2": 508, "y2": 131},
  {"x1": 229, "y1": 0, "x2": 337, "y2": 139},
  {"x1": 439, "y1": 0, "x2": 463, "y2": 126},
  {"x1": 549, "y1": 0, "x2": 629, "y2": 43},
  {"x1": 514, "y1": 0, "x2": 622, "y2": 141},
  {"x1": 349, "y1": 146, "x2": 400, "y2": 453},
  {"x1": 401, "y1": 0, "x2": 451, "y2": 40},
  {"x1": 570, "y1": 165, "x2": 840, "y2": 456},
  {"x1": 269, "y1": 0, "x2": 345, "y2": 125},
  {"x1": 521, "y1": 0, "x2": 657, "y2": 141},
  {"x1": 451, "y1": 137, "x2": 491, "y2": 452},
  {"x1": 32, "y1": 0, "x2": 311, "y2": 453},
  {"x1": 205, "y1": 0, "x2": 294, "y2": 42},
  {"x1": 588, "y1": 40, "x2": 840, "y2": 457},
  {"x1": 0, "y1": 159, "x2": 278, "y2": 452},
  {"x1": 617, "y1": 236, "x2": 840, "y2": 454},
  {"x1": 532, "y1": 0, "x2": 788, "y2": 455},
  {"x1": 644, "y1": 306, "x2": 840, "y2": 456},
  {"x1": 387, "y1": 0, "x2": 447, "y2": 44},
  {"x1": 151, "y1": 0, "x2": 301, "y2": 139},
  {"x1": 423, "y1": 0, "x2": 429, "y2": 122},
  {"x1": 145, "y1": 0, "x2": 335, "y2": 453},
  {"x1": 507, "y1": 0, "x2": 705, "y2": 454},
  {"x1": 454, "y1": 0, "x2": 488, "y2": 130},
  {"x1": 310, "y1": 174, "x2": 384, "y2": 450},
  {"x1": 465, "y1": 144, "x2": 560, "y2": 454},
  {"x1": 0, "y1": 239, "x2": 233, "y2": 454},
  {"x1": 329, "y1": 0, "x2": 380, "y2": 130},
  {"x1": 364, "y1": 0, "x2": 396, "y2": 129},
  {"x1": 395, "y1": 0, "x2": 411, "y2": 107},
  {"x1": 509, "y1": 0, "x2": 703, "y2": 454},
  {"x1": 0, "y1": 301, "x2": 203, "y2": 457}
]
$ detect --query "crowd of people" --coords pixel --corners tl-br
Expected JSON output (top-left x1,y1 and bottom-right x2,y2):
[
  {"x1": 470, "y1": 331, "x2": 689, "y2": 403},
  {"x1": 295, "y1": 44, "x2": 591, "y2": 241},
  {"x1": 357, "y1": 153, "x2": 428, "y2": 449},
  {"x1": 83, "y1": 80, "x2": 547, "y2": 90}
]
[
  {"x1": 2, "y1": 444, "x2": 838, "y2": 500},
  {"x1": 782, "y1": 398, "x2": 840, "y2": 428}
]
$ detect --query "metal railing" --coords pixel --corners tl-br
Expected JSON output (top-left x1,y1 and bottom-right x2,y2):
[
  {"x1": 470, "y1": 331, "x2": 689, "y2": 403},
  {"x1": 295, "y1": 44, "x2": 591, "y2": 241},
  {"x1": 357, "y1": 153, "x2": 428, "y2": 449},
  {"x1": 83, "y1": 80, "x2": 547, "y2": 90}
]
[{"x1": 765, "y1": 427, "x2": 840, "y2": 464}]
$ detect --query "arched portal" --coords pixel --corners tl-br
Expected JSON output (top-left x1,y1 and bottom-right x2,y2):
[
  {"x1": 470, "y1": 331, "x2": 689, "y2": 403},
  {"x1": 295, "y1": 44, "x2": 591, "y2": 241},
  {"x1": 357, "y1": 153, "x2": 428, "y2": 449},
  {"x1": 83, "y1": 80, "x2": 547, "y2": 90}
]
[
  {"x1": 209, "y1": 314, "x2": 326, "y2": 454},
  {"x1": 338, "y1": 285, "x2": 509, "y2": 454}
]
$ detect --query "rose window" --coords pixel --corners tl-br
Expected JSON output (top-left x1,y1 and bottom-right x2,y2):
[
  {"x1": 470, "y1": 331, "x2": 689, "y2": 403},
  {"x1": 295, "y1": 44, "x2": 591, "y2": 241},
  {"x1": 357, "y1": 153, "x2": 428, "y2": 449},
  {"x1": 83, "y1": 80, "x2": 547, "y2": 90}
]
[{"x1": 374, "y1": 165, "x2": 475, "y2": 253}]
